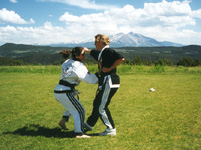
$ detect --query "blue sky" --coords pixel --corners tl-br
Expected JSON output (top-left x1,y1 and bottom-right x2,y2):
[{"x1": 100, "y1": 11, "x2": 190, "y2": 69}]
[{"x1": 0, "y1": 0, "x2": 201, "y2": 45}]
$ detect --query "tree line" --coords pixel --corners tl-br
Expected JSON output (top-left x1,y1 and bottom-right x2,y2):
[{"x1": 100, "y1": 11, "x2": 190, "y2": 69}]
[
  {"x1": 0, "y1": 56, "x2": 201, "y2": 67},
  {"x1": 123, "y1": 56, "x2": 201, "y2": 67}
]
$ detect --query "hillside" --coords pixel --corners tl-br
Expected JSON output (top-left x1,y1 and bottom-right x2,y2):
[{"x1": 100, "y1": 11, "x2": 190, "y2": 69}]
[
  {"x1": 0, "y1": 43, "x2": 66, "y2": 58},
  {"x1": 0, "y1": 43, "x2": 201, "y2": 65},
  {"x1": 116, "y1": 45, "x2": 201, "y2": 63}
]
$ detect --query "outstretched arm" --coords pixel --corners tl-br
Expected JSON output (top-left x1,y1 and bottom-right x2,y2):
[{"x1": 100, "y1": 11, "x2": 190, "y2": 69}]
[
  {"x1": 83, "y1": 47, "x2": 100, "y2": 61},
  {"x1": 83, "y1": 47, "x2": 91, "y2": 54}
]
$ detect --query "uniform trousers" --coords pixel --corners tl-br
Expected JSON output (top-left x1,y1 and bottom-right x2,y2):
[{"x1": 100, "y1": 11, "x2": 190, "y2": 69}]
[
  {"x1": 54, "y1": 92, "x2": 85, "y2": 133},
  {"x1": 86, "y1": 75, "x2": 119, "y2": 129}
]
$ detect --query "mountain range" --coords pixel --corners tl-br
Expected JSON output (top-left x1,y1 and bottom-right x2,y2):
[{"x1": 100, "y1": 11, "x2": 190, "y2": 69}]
[{"x1": 51, "y1": 32, "x2": 183, "y2": 47}]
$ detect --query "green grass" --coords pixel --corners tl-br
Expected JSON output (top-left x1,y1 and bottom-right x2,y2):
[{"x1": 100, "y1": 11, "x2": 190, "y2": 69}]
[{"x1": 0, "y1": 65, "x2": 201, "y2": 149}]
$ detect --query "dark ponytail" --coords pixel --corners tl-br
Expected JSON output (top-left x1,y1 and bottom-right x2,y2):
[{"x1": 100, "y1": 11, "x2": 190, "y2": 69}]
[{"x1": 60, "y1": 50, "x2": 71, "y2": 59}]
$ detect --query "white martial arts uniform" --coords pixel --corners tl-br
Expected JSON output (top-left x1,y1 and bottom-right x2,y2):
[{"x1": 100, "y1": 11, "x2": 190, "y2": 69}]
[{"x1": 54, "y1": 59, "x2": 98, "y2": 134}]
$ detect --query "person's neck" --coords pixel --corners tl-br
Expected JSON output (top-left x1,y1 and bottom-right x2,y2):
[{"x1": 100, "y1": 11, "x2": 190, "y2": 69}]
[{"x1": 100, "y1": 45, "x2": 109, "y2": 51}]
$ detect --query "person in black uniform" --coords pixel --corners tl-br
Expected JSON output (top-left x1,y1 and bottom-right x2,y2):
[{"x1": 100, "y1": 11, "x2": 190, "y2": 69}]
[{"x1": 84, "y1": 34, "x2": 125, "y2": 136}]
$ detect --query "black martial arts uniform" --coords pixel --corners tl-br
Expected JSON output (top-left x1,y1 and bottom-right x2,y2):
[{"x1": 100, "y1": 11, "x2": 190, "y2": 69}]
[{"x1": 86, "y1": 46, "x2": 124, "y2": 129}]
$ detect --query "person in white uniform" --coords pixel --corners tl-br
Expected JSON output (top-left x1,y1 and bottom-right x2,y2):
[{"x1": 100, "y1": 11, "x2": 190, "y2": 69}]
[{"x1": 54, "y1": 47, "x2": 98, "y2": 138}]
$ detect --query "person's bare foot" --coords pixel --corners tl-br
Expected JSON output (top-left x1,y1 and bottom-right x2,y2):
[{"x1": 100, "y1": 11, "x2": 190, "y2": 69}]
[{"x1": 59, "y1": 119, "x2": 69, "y2": 130}]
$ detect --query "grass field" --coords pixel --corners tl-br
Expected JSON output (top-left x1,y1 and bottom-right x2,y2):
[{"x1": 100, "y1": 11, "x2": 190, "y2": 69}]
[{"x1": 0, "y1": 65, "x2": 201, "y2": 150}]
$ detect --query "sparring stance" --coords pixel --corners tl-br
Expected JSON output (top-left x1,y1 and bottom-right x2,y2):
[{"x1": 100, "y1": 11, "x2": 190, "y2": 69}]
[
  {"x1": 84, "y1": 34, "x2": 124, "y2": 136},
  {"x1": 54, "y1": 47, "x2": 98, "y2": 138}
]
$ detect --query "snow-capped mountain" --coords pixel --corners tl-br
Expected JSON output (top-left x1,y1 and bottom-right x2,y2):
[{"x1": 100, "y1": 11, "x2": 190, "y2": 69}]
[
  {"x1": 109, "y1": 32, "x2": 182, "y2": 47},
  {"x1": 51, "y1": 32, "x2": 182, "y2": 47}
]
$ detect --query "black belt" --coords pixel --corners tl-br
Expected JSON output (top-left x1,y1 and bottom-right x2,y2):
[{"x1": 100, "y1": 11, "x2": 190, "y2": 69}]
[
  {"x1": 59, "y1": 80, "x2": 76, "y2": 89},
  {"x1": 100, "y1": 71, "x2": 116, "y2": 76},
  {"x1": 54, "y1": 90, "x2": 74, "y2": 93}
]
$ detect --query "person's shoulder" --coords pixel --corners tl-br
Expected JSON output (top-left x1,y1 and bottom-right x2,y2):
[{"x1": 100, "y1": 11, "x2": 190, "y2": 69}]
[
  {"x1": 73, "y1": 61, "x2": 88, "y2": 75},
  {"x1": 62, "y1": 59, "x2": 70, "y2": 66},
  {"x1": 73, "y1": 60, "x2": 83, "y2": 66},
  {"x1": 103, "y1": 48, "x2": 115, "y2": 54},
  {"x1": 73, "y1": 61, "x2": 86, "y2": 70},
  {"x1": 91, "y1": 49, "x2": 100, "y2": 54},
  {"x1": 63, "y1": 59, "x2": 70, "y2": 63},
  {"x1": 91, "y1": 49, "x2": 99, "y2": 52},
  {"x1": 105, "y1": 47, "x2": 114, "y2": 50}
]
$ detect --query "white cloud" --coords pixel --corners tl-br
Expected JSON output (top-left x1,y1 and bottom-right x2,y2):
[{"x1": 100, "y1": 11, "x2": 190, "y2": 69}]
[
  {"x1": 59, "y1": 1, "x2": 196, "y2": 28},
  {"x1": 144, "y1": 0, "x2": 192, "y2": 16},
  {"x1": 38, "y1": 0, "x2": 116, "y2": 10},
  {"x1": 0, "y1": 22, "x2": 70, "y2": 45},
  {"x1": 0, "y1": 8, "x2": 35, "y2": 24},
  {"x1": 29, "y1": 18, "x2": 35, "y2": 24},
  {"x1": 191, "y1": 9, "x2": 201, "y2": 19},
  {"x1": 1, "y1": 0, "x2": 201, "y2": 45},
  {"x1": 58, "y1": 0, "x2": 201, "y2": 45},
  {"x1": 10, "y1": 0, "x2": 18, "y2": 3}
]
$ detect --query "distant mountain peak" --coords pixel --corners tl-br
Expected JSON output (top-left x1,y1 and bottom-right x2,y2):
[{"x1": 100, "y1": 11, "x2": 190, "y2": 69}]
[
  {"x1": 50, "y1": 32, "x2": 183, "y2": 47},
  {"x1": 108, "y1": 32, "x2": 182, "y2": 47}
]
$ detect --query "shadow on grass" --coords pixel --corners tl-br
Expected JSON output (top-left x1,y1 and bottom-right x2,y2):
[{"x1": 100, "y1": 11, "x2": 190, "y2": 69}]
[
  {"x1": 3, "y1": 124, "x2": 100, "y2": 138},
  {"x1": 3, "y1": 124, "x2": 76, "y2": 138}
]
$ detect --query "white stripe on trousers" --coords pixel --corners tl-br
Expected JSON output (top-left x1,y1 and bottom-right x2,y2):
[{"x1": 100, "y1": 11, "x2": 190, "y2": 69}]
[
  {"x1": 54, "y1": 93, "x2": 85, "y2": 133},
  {"x1": 99, "y1": 76, "x2": 113, "y2": 129}
]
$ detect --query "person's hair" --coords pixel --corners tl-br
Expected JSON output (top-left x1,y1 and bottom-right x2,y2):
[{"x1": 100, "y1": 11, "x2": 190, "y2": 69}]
[
  {"x1": 72, "y1": 47, "x2": 83, "y2": 59},
  {"x1": 60, "y1": 50, "x2": 71, "y2": 59},
  {"x1": 60, "y1": 47, "x2": 83, "y2": 59},
  {"x1": 95, "y1": 34, "x2": 110, "y2": 45}
]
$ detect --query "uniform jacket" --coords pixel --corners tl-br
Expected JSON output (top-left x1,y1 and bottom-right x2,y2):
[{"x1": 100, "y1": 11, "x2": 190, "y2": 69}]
[
  {"x1": 55, "y1": 59, "x2": 98, "y2": 92},
  {"x1": 90, "y1": 47, "x2": 124, "y2": 88},
  {"x1": 90, "y1": 47, "x2": 124, "y2": 76}
]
